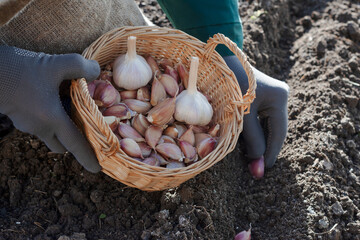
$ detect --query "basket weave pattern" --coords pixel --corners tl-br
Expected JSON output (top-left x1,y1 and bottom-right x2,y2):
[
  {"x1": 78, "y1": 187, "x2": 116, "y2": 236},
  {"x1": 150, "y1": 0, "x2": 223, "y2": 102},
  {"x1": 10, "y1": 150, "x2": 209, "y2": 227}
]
[{"x1": 70, "y1": 26, "x2": 256, "y2": 191}]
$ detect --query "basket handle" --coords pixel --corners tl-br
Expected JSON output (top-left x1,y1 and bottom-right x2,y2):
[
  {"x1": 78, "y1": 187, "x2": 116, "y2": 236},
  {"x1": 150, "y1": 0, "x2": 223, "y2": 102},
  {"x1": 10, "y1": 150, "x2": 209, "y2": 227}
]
[{"x1": 204, "y1": 33, "x2": 256, "y2": 114}]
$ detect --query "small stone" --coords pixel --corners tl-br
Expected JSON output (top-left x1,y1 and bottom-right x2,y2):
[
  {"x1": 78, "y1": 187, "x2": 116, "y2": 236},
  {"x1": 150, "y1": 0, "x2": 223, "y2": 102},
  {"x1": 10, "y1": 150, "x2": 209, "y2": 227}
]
[
  {"x1": 318, "y1": 216, "x2": 329, "y2": 229},
  {"x1": 90, "y1": 190, "x2": 103, "y2": 204},
  {"x1": 58, "y1": 236, "x2": 71, "y2": 240},
  {"x1": 321, "y1": 160, "x2": 334, "y2": 171},
  {"x1": 346, "y1": 140, "x2": 357, "y2": 149},
  {"x1": 347, "y1": 21, "x2": 360, "y2": 41},
  {"x1": 53, "y1": 190, "x2": 62, "y2": 197},
  {"x1": 331, "y1": 202, "x2": 345, "y2": 216},
  {"x1": 348, "y1": 57, "x2": 358, "y2": 70},
  {"x1": 345, "y1": 95, "x2": 359, "y2": 109}
]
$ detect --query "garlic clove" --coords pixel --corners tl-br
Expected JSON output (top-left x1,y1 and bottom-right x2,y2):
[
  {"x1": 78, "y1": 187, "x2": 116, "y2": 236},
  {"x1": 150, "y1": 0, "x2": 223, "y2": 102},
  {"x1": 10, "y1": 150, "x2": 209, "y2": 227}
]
[
  {"x1": 164, "y1": 126, "x2": 178, "y2": 139},
  {"x1": 150, "y1": 151, "x2": 169, "y2": 165},
  {"x1": 234, "y1": 226, "x2": 251, "y2": 240},
  {"x1": 131, "y1": 113, "x2": 150, "y2": 136},
  {"x1": 158, "y1": 135, "x2": 176, "y2": 145},
  {"x1": 137, "y1": 86, "x2": 150, "y2": 102},
  {"x1": 102, "y1": 103, "x2": 132, "y2": 120},
  {"x1": 145, "y1": 125, "x2": 163, "y2": 149},
  {"x1": 178, "y1": 140, "x2": 197, "y2": 162},
  {"x1": 177, "y1": 62, "x2": 189, "y2": 89},
  {"x1": 208, "y1": 123, "x2": 220, "y2": 137},
  {"x1": 155, "y1": 143, "x2": 184, "y2": 161},
  {"x1": 164, "y1": 65, "x2": 180, "y2": 83},
  {"x1": 119, "y1": 138, "x2": 143, "y2": 159},
  {"x1": 190, "y1": 124, "x2": 209, "y2": 134},
  {"x1": 179, "y1": 125, "x2": 195, "y2": 146},
  {"x1": 103, "y1": 116, "x2": 119, "y2": 132},
  {"x1": 197, "y1": 136, "x2": 217, "y2": 159},
  {"x1": 145, "y1": 55, "x2": 161, "y2": 78},
  {"x1": 150, "y1": 74, "x2": 167, "y2": 106},
  {"x1": 120, "y1": 90, "x2": 137, "y2": 100},
  {"x1": 195, "y1": 133, "x2": 212, "y2": 146},
  {"x1": 166, "y1": 161, "x2": 185, "y2": 169},
  {"x1": 174, "y1": 123, "x2": 187, "y2": 138},
  {"x1": 142, "y1": 157, "x2": 160, "y2": 166},
  {"x1": 159, "y1": 74, "x2": 179, "y2": 97},
  {"x1": 174, "y1": 57, "x2": 213, "y2": 126},
  {"x1": 123, "y1": 99, "x2": 152, "y2": 114},
  {"x1": 93, "y1": 80, "x2": 121, "y2": 107},
  {"x1": 137, "y1": 142, "x2": 153, "y2": 158},
  {"x1": 159, "y1": 58, "x2": 173, "y2": 69},
  {"x1": 113, "y1": 36, "x2": 152, "y2": 90},
  {"x1": 118, "y1": 122, "x2": 145, "y2": 142},
  {"x1": 147, "y1": 97, "x2": 176, "y2": 126},
  {"x1": 87, "y1": 80, "x2": 100, "y2": 98}
]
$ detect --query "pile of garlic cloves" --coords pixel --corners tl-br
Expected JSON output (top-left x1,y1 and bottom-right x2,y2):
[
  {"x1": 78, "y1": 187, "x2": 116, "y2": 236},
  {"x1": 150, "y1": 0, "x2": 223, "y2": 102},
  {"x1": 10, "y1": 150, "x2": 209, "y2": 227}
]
[{"x1": 87, "y1": 36, "x2": 220, "y2": 169}]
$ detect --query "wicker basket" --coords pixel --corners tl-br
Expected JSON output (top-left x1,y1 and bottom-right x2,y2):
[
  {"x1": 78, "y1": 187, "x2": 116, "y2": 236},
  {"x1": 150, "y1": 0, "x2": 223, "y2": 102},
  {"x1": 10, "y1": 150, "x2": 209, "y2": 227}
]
[{"x1": 70, "y1": 26, "x2": 256, "y2": 191}]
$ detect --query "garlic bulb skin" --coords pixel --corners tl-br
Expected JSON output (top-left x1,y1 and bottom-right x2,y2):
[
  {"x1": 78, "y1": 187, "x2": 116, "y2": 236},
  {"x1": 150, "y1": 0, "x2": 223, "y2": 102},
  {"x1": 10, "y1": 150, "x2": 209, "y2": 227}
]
[
  {"x1": 113, "y1": 36, "x2": 152, "y2": 90},
  {"x1": 174, "y1": 57, "x2": 213, "y2": 126}
]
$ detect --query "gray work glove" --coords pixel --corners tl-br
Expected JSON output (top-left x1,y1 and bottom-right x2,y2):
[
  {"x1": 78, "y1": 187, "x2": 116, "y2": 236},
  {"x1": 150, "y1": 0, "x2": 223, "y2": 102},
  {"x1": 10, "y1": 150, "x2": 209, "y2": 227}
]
[
  {"x1": 0, "y1": 45, "x2": 101, "y2": 173},
  {"x1": 224, "y1": 55, "x2": 289, "y2": 168}
]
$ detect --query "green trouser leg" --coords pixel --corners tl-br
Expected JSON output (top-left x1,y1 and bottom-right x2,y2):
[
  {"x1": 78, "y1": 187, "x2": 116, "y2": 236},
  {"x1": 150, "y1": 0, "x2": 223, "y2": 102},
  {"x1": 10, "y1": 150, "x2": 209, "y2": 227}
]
[{"x1": 157, "y1": 0, "x2": 243, "y2": 56}]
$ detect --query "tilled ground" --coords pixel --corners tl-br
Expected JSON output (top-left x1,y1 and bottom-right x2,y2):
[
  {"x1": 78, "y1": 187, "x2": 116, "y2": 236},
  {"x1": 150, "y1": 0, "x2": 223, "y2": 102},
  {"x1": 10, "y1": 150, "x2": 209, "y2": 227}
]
[{"x1": 0, "y1": 0, "x2": 359, "y2": 239}]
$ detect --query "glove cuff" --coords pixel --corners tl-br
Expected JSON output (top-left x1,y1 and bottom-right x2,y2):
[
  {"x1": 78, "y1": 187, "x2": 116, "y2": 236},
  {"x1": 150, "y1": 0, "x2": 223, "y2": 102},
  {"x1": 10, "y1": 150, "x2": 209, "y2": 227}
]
[{"x1": 0, "y1": 46, "x2": 22, "y2": 107}]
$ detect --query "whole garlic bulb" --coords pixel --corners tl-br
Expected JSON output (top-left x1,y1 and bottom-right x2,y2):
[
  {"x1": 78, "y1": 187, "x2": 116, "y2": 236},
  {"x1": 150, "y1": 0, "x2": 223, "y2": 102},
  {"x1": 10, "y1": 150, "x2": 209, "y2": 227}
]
[
  {"x1": 113, "y1": 36, "x2": 152, "y2": 90},
  {"x1": 174, "y1": 57, "x2": 213, "y2": 126}
]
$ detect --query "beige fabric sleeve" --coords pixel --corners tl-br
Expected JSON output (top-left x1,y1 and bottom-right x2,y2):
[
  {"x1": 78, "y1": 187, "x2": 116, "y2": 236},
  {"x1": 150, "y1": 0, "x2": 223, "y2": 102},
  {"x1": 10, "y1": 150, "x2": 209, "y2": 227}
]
[
  {"x1": 0, "y1": 0, "x2": 147, "y2": 54},
  {"x1": 0, "y1": 0, "x2": 32, "y2": 26}
]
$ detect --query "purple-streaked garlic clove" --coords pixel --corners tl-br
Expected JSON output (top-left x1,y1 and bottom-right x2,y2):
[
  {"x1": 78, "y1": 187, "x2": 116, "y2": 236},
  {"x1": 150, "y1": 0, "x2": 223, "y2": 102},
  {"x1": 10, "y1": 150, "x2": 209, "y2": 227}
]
[
  {"x1": 145, "y1": 55, "x2": 161, "y2": 78},
  {"x1": 166, "y1": 161, "x2": 185, "y2": 169},
  {"x1": 123, "y1": 99, "x2": 152, "y2": 114},
  {"x1": 159, "y1": 58, "x2": 173, "y2": 69},
  {"x1": 142, "y1": 157, "x2": 160, "y2": 166},
  {"x1": 131, "y1": 113, "x2": 150, "y2": 136},
  {"x1": 208, "y1": 123, "x2": 220, "y2": 137},
  {"x1": 159, "y1": 74, "x2": 179, "y2": 97},
  {"x1": 93, "y1": 80, "x2": 121, "y2": 107},
  {"x1": 150, "y1": 151, "x2": 169, "y2": 165},
  {"x1": 102, "y1": 103, "x2": 131, "y2": 120},
  {"x1": 196, "y1": 136, "x2": 217, "y2": 159},
  {"x1": 177, "y1": 62, "x2": 189, "y2": 89},
  {"x1": 118, "y1": 122, "x2": 145, "y2": 142},
  {"x1": 248, "y1": 156, "x2": 265, "y2": 179},
  {"x1": 234, "y1": 226, "x2": 251, "y2": 240},
  {"x1": 158, "y1": 135, "x2": 176, "y2": 145},
  {"x1": 119, "y1": 138, "x2": 143, "y2": 159},
  {"x1": 103, "y1": 116, "x2": 119, "y2": 132},
  {"x1": 155, "y1": 143, "x2": 184, "y2": 161},
  {"x1": 145, "y1": 125, "x2": 163, "y2": 149},
  {"x1": 179, "y1": 125, "x2": 195, "y2": 146},
  {"x1": 137, "y1": 142, "x2": 152, "y2": 158},
  {"x1": 120, "y1": 90, "x2": 137, "y2": 100},
  {"x1": 194, "y1": 133, "x2": 212, "y2": 146},
  {"x1": 164, "y1": 126, "x2": 178, "y2": 139},
  {"x1": 87, "y1": 80, "x2": 102, "y2": 98},
  {"x1": 147, "y1": 97, "x2": 176, "y2": 126},
  {"x1": 164, "y1": 65, "x2": 180, "y2": 83},
  {"x1": 190, "y1": 124, "x2": 209, "y2": 134},
  {"x1": 174, "y1": 123, "x2": 187, "y2": 138},
  {"x1": 150, "y1": 74, "x2": 167, "y2": 106},
  {"x1": 178, "y1": 140, "x2": 197, "y2": 162},
  {"x1": 137, "y1": 86, "x2": 150, "y2": 102}
]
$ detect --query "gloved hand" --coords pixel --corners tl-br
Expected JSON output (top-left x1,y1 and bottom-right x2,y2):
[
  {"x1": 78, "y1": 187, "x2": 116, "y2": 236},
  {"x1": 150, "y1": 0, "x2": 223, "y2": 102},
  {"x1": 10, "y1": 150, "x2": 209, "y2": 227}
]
[
  {"x1": 0, "y1": 45, "x2": 101, "y2": 173},
  {"x1": 224, "y1": 55, "x2": 289, "y2": 168}
]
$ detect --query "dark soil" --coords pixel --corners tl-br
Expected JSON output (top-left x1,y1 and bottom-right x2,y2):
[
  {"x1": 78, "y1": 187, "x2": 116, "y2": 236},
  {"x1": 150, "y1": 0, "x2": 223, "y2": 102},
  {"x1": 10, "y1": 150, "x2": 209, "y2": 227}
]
[{"x1": 1, "y1": 0, "x2": 360, "y2": 239}]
